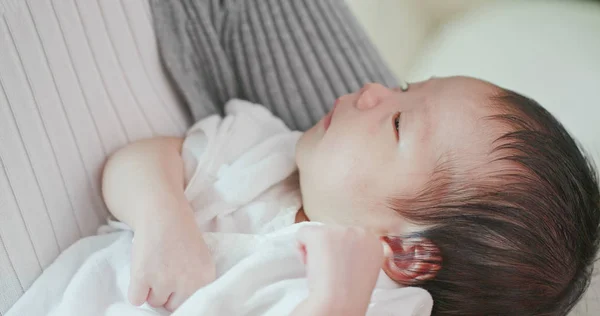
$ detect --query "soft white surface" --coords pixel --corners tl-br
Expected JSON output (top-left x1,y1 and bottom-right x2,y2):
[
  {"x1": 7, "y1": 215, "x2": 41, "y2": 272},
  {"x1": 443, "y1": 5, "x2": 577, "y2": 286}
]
[
  {"x1": 346, "y1": 0, "x2": 493, "y2": 77},
  {"x1": 405, "y1": 2, "x2": 600, "y2": 315},
  {"x1": 6, "y1": 100, "x2": 433, "y2": 316},
  {"x1": 408, "y1": 1, "x2": 600, "y2": 167},
  {"x1": 346, "y1": 0, "x2": 432, "y2": 78}
]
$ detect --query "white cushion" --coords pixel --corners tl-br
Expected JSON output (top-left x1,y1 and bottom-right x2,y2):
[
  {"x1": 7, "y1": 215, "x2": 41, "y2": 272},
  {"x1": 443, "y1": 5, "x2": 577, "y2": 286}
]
[
  {"x1": 408, "y1": 1, "x2": 600, "y2": 315},
  {"x1": 409, "y1": 1, "x2": 600, "y2": 169}
]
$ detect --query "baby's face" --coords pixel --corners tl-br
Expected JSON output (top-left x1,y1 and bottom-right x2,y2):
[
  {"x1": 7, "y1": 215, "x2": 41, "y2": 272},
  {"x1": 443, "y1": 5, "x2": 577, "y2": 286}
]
[{"x1": 296, "y1": 76, "x2": 503, "y2": 235}]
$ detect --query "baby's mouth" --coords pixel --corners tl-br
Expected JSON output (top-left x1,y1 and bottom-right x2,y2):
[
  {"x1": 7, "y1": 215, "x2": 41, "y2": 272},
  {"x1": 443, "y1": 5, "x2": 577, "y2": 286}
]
[
  {"x1": 323, "y1": 111, "x2": 333, "y2": 130},
  {"x1": 323, "y1": 99, "x2": 339, "y2": 131}
]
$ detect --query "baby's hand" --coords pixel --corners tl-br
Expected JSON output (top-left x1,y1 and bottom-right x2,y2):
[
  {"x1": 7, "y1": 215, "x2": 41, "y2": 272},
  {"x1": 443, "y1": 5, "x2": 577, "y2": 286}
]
[
  {"x1": 128, "y1": 213, "x2": 215, "y2": 312},
  {"x1": 296, "y1": 225, "x2": 384, "y2": 315}
]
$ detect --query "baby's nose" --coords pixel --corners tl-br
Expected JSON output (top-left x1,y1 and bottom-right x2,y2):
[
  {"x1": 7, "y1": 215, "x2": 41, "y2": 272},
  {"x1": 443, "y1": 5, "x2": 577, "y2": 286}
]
[{"x1": 356, "y1": 83, "x2": 393, "y2": 110}]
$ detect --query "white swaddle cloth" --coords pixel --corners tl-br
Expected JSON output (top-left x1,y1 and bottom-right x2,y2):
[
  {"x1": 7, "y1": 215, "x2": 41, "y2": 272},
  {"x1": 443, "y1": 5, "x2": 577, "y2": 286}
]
[
  {"x1": 7, "y1": 224, "x2": 432, "y2": 316},
  {"x1": 171, "y1": 223, "x2": 433, "y2": 316}
]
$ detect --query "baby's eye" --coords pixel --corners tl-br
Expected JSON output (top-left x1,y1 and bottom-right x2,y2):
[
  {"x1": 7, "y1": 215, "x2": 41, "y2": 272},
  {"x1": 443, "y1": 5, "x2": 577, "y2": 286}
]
[{"x1": 393, "y1": 112, "x2": 401, "y2": 140}]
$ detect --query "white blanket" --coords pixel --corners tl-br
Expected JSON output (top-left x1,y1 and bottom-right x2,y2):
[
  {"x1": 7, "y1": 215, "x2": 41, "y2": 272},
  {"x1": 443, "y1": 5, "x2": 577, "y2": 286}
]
[{"x1": 6, "y1": 223, "x2": 432, "y2": 316}]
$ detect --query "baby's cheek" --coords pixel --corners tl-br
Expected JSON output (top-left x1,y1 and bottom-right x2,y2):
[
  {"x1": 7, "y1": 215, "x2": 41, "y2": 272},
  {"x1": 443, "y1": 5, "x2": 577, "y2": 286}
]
[
  {"x1": 336, "y1": 163, "x2": 380, "y2": 198},
  {"x1": 314, "y1": 136, "x2": 382, "y2": 189},
  {"x1": 315, "y1": 155, "x2": 365, "y2": 192}
]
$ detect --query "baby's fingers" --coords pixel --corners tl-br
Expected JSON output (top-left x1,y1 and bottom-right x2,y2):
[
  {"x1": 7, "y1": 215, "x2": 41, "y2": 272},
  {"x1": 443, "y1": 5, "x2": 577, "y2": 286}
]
[
  {"x1": 147, "y1": 287, "x2": 172, "y2": 308},
  {"x1": 164, "y1": 291, "x2": 189, "y2": 312},
  {"x1": 128, "y1": 278, "x2": 150, "y2": 306}
]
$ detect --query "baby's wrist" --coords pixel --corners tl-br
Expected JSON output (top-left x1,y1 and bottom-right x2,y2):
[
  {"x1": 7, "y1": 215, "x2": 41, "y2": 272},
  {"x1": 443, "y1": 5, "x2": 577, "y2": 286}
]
[
  {"x1": 308, "y1": 292, "x2": 368, "y2": 316},
  {"x1": 132, "y1": 198, "x2": 194, "y2": 230},
  {"x1": 132, "y1": 213, "x2": 185, "y2": 242}
]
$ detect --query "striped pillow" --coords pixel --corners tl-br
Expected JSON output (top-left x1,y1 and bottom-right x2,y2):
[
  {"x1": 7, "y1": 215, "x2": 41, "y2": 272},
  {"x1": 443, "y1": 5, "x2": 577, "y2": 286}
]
[{"x1": 0, "y1": 0, "x2": 189, "y2": 312}]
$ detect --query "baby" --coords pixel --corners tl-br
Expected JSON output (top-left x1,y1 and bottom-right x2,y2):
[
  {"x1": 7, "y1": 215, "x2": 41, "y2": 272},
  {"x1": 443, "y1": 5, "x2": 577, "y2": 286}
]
[{"x1": 102, "y1": 76, "x2": 600, "y2": 315}]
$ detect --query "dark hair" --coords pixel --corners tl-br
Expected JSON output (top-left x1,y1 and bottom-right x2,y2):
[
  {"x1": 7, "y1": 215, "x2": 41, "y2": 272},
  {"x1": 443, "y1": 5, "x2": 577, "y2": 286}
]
[{"x1": 389, "y1": 89, "x2": 600, "y2": 315}]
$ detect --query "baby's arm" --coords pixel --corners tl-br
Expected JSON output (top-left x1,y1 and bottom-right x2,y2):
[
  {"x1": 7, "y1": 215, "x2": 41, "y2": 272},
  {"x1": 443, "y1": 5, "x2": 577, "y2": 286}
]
[
  {"x1": 102, "y1": 137, "x2": 215, "y2": 311},
  {"x1": 102, "y1": 136, "x2": 189, "y2": 230},
  {"x1": 290, "y1": 297, "x2": 332, "y2": 316}
]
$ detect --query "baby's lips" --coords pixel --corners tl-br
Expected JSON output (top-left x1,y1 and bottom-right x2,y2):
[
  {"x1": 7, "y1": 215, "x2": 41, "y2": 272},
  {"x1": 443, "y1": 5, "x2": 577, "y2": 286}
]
[{"x1": 298, "y1": 243, "x2": 307, "y2": 265}]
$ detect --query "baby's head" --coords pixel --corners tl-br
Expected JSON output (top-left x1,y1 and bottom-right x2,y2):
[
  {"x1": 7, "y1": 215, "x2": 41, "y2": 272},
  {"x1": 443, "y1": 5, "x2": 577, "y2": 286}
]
[{"x1": 295, "y1": 76, "x2": 600, "y2": 315}]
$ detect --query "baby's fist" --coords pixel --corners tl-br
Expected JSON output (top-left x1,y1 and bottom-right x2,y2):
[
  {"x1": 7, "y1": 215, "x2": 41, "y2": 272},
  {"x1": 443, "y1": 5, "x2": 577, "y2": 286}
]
[{"x1": 296, "y1": 225, "x2": 384, "y2": 314}]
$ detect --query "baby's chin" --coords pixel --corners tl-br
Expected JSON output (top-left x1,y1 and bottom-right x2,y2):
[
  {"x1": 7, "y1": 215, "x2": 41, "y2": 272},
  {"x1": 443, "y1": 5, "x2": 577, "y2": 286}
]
[
  {"x1": 294, "y1": 135, "x2": 307, "y2": 168},
  {"x1": 295, "y1": 126, "x2": 319, "y2": 168}
]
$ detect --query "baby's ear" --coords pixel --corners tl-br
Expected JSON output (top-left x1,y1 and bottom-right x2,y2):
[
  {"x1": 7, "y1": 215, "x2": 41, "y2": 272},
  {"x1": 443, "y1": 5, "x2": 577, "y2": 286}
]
[{"x1": 380, "y1": 236, "x2": 442, "y2": 285}]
